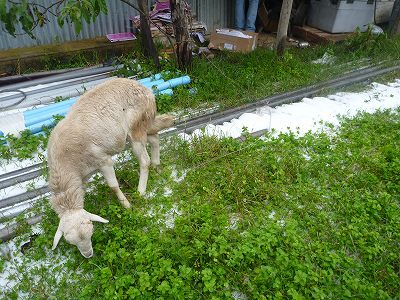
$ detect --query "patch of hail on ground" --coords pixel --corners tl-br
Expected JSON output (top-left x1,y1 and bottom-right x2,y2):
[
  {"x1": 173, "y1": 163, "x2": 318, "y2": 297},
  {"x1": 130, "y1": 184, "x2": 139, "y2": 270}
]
[
  {"x1": 232, "y1": 290, "x2": 248, "y2": 300},
  {"x1": 177, "y1": 79, "x2": 400, "y2": 142},
  {"x1": 227, "y1": 213, "x2": 241, "y2": 230},
  {"x1": 170, "y1": 166, "x2": 187, "y2": 183},
  {"x1": 145, "y1": 203, "x2": 182, "y2": 230},
  {"x1": 268, "y1": 210, "x2": 276, "y2": 219},
  {"x1": 0, "y1": 223, "x2": 83, "y2": 299},
  {"x1": 164, "y1": 204, "x2": 182, "y2": 229},
  {"x1": 163, "y1": 187, "x2": 173, "y2": 197}
]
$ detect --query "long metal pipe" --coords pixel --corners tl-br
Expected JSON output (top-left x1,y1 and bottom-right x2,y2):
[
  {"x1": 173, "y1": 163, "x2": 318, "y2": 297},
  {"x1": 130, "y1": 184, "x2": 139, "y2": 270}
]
[
  {"x1": 1, "y1": 72, "x2": 167, "y2": 111},
  {"x1": 0, "y1": 66, "x2": 89, "y2": 87},
  {"x1": 0, "y1": 186, "x2": 50, "y2": 210},
  {"x1": 0, "y1": 73, "x2": 111, "y2": 106},
  {"x1": 1, "y1": 76, "x2": 115, "y2": 110},
  {"x1": 0, "y1": 214, "x2": 43, "y2": 242},
  {"x1": 0, "y1": 64, "x2": 123, "y2": 92}
]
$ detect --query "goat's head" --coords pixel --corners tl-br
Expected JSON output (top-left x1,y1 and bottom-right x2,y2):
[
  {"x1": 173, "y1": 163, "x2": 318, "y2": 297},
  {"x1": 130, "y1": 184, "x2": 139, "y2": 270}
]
[{"x1": 52, "y1": 209, "x2": 108, "y2": 258}]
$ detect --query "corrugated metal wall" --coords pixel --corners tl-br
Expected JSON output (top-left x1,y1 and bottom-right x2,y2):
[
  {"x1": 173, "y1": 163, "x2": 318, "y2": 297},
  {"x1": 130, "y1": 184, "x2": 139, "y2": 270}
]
[
  {"x1": 0, "y1": 0, "x2": 233, "y2": 51},
  {"x1": 190, "y1": 0, "x2": 234, "y2": 32}
]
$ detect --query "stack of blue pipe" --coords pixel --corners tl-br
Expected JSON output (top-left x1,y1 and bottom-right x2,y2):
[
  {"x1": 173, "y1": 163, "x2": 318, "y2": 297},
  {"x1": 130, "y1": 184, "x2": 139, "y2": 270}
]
[{"x1": 1, "y1": 75, "x2": 190, "y2": 139}]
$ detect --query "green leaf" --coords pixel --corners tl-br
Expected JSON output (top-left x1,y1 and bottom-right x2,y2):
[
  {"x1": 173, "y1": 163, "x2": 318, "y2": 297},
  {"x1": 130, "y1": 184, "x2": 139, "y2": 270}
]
[
  {"x1": 74, "y1": 19, "x2": 82, "y2": 33},
  {"x1": 0, "y1": 0, "x2": 7, "y2": 18},
  {"x1": 57, "y1": 16, "x2": 65, "y2": 27}
]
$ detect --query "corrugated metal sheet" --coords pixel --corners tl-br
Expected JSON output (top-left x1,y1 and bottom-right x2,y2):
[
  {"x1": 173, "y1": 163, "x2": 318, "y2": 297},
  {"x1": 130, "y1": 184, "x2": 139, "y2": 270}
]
[
  {"x1": 0, "y1": 0, "x2": 233, "y2": 51},
  {"x1": 375, "y1": 0, "x2": 395, "y2": 23},
  {"x1": 0, "y1": 0, "x2": 140, "y2": 50},
  {"x1": 1, "y1": 0, "x2": 394, "y2": 51},
  {"x1": 190, "y1": 0, "x2": 234, "y2": 32}
]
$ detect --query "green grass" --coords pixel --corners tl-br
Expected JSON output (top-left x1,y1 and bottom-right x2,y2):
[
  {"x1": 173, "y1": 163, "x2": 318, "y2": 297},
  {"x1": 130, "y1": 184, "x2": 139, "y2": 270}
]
[
  {"x1": 152, "y1": 32, "x2": 400, "y2": 113},
  {"x1": 2, "y1": 108, "x2": 400, "y2": 299}
]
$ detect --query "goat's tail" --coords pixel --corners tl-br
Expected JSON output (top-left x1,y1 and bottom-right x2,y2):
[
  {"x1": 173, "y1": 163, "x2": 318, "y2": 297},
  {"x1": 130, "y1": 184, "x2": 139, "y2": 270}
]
[{"x1": 148, "y1": 114, "x2": 174, "y2": 135}]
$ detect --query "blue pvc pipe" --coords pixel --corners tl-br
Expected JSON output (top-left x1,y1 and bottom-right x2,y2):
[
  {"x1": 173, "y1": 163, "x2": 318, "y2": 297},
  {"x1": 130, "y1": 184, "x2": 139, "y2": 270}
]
[
  {"x1": 24, "y1": 75, "x2": 186, "y2": 118},
  {"x1": 27, "y1": 112, "x2": 67, "y2": 134},
  {"x1": 26, "y1": 82, "x2": 168, "y2": 127},
  {"x1": 24, "y1": 103, "x2": 74, "y2": 126},
  {"x1": 0, "y1": 131, "x2": 5, "y2": 144},
  {"x1": 34, "y1": 131, "x2": 45, "y2": 137},
  {"x1": 142, "y1": 79, "x2": 165, "y2": 88},
  {"x1": 138, "y1": 73, "x2": 162, "y2": 84},
  {"x1": 25, "y1": 104, "x2": 73, "y2": 126},
  {"x1": 156, "y1": 89, "x2": 173, "y2": 96},
  {"x1": 23, "y1": 98, "x2": 76, "y2": 117},
  {"x1": 28, "y1": 88, "x2": 175, "y2": 136},
  {"x1": 18, "y1": 75, "x2": 189, "y2": 136},
  {"x1": 153, "y1": 76, "x2": 191, "y2": 92},
  {"x1": 26, "y1": 87, "x2": 172, "y2": 133},
  {"x1": 25, "y1": 99, "x2": 74, "y2": 117}
]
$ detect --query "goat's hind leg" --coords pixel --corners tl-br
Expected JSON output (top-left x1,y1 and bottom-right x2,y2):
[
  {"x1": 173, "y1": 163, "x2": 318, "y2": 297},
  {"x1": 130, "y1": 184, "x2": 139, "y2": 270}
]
[
  {"x1": 100, "y1": 159, "x2": 131, "y2": 208},
  {"x1": 147, "y1": 134, "x2": 160, "y2": 169},
  {"x1": 131, "y1": 141, "x2": 151, "y2": 195}
]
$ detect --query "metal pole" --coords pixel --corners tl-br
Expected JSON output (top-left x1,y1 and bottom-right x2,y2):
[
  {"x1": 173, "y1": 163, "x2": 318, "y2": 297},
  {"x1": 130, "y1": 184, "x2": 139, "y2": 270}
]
[{"x1": 0, "y1": 64, "x2": 123, "y2": 92}]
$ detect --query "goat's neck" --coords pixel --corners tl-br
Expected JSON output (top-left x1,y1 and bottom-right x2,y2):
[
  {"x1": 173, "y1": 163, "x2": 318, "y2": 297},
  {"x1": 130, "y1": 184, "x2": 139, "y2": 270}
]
[
  {"x1": 49, "y1": 169, "x2": 85, "y2": 216},
  {"x1": 51, "y1": 185, "x2": 85, "y2": 217}
]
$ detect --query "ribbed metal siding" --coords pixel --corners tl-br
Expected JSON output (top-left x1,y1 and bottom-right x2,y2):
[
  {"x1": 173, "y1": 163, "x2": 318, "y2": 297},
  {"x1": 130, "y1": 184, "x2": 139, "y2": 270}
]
[
  {"x1": 190, "y1": 0, "x2": 234, "y2": 31},
  {"x1": 0, "y1": 0, "x2": 139, "y2": 50},
  {"x1": 0, "y1": 0, "x2": 233, "y2": 50}
]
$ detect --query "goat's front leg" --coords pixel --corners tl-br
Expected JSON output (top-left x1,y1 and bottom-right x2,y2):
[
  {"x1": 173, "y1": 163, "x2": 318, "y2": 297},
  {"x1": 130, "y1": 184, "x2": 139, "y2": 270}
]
[
  {"x1": 100, "y1": 160, "x2": 131, "y2": 208},
  {"x1": 131, "y1": 141, "x2": 151, "y2": 195},
  {"x1": 147, "y1": 134, "x2": 160, "y2": 168}
]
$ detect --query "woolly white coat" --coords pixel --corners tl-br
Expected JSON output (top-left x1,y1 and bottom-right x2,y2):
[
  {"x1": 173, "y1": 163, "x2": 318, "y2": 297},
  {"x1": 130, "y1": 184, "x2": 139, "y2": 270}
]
[{"x1": 47, "y1": 78, "x2": 173, "y2": 257}]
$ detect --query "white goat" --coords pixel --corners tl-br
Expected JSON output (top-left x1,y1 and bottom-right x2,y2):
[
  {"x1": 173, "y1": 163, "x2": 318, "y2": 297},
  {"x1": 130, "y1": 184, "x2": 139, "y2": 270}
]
[{"x1": 47, "y1": 78, "x2": 174, "y2": 258}]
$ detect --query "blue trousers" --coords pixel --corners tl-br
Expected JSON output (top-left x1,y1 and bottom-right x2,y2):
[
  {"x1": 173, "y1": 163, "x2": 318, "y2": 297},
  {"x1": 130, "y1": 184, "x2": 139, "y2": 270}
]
[{"x1": 235, "y1": 0, "x2": 260, "y2": 32}]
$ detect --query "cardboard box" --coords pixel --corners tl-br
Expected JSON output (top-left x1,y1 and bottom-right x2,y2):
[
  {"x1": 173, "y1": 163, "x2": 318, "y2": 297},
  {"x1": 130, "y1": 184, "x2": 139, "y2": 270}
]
[{"x1": 208, "y1": 29, "x2": 258, "y2": 53}]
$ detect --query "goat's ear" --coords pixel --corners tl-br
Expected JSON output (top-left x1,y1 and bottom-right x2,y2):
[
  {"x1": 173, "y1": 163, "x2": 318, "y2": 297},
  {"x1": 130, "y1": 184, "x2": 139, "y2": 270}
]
[
  {"x1": 86, "y1": 211, "x2": 109, "y2": 223},
  {"x1": 52, "y1": 224, "x2": 63, "y2": 250}
]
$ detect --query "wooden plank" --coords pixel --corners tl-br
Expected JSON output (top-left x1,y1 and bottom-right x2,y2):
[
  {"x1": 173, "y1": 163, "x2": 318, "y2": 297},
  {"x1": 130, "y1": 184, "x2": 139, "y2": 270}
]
[
  {"x1": 276, "y1": 0, "x2": 294, "y2": 55},
  {"x1": 292, "y1": 25, "x2": 353, "y2": 44},
  {"x1": 257, "y1": 1, "x2": 278, "y2": 32},
  {"x1": 0, "y1": 37, "x2": 135, "y2": 75},
  {"x1": 389, "y1": 0, "x2": 400, "y2": 36}
]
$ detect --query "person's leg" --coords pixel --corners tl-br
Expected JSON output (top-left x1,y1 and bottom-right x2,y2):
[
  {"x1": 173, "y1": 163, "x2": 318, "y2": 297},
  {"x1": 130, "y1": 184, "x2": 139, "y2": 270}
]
[
  {"x1": 235, "y1": 0, "x2": 246, "y2": 30},
  {"x1": 245, "y1": 0, "x2": 260, "y2": 32}
]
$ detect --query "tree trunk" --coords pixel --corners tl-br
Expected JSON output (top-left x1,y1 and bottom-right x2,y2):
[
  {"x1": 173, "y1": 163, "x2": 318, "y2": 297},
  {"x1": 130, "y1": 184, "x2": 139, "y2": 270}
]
[
  {"x1": 275, "y1": 0, "x2": 294, "y2": 56},
  {"x1": 138, "y1": 0, "x2": 160, "y2": 69},
  {"x1": 170, "y1": 0, "x2": 193, "y2": 71},
  {"x1": 389, "y1": 0, "x2": 400, "y2": 36}
]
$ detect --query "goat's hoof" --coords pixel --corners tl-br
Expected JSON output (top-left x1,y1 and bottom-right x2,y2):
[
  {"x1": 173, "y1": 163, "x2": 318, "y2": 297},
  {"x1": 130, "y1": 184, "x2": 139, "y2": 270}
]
[
  {"x1": 121, "y1": 200, "x2": 132, "y2": 209},
  {"x1": 138, "y1": 190, "x2": 146, "y2": 197},
  {"x1": 152, "y1": 164, "x2": 162, "y2": 174}
]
